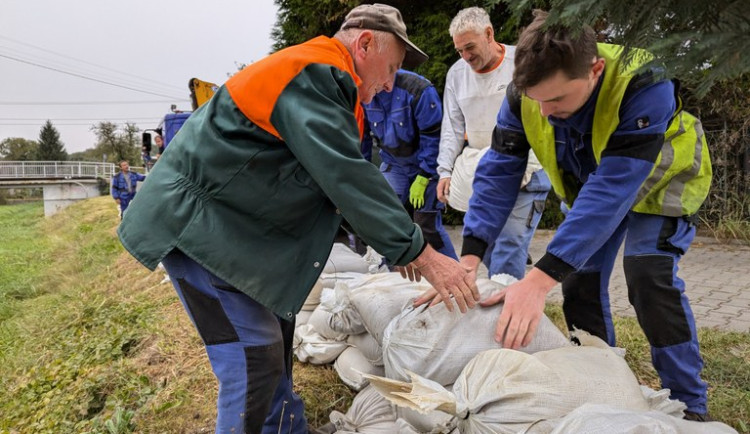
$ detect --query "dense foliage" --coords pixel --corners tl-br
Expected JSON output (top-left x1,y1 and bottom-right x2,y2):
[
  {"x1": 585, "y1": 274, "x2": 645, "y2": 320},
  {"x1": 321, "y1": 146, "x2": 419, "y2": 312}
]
[{"x1": 271, "y1": 0, "x2": 749, "y2": 234}]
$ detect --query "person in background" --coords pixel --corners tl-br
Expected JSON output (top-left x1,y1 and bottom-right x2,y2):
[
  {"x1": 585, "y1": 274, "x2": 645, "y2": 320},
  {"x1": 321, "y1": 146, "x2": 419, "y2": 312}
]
[
  {"x1": 362, "y1": 69, "x2": 457, "y2": 259},
  {"x1": 154, "y1": 134, "x2": 165, "y2": 160},
  {"x1": 111, "y1": 160, "x2": 145, "y2": 219},
  {"x1": 437, "y1": 7, "x2": 551, "y2": 280},
  {"x1": 116, "y1": 4, "x2": 478, "y2": 433},
  {"x1": 421, "y1": 9, "x2": 713, "y2": 421}
]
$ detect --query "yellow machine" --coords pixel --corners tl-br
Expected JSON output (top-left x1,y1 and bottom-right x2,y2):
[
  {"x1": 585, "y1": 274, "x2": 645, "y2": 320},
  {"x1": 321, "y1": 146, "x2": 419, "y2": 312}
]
[
  {"x1": 142, "y1": 77, "x2": 219, "y2": 162},
  {"x1": 188, "y1": 77, "x2": 219, "y2": 110}
]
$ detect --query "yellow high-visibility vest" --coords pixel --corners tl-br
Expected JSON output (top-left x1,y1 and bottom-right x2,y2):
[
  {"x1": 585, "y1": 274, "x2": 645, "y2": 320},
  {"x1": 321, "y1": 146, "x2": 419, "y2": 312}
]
[{"x1": 520, "y1": 43, "x2": 712, "y2": 216}]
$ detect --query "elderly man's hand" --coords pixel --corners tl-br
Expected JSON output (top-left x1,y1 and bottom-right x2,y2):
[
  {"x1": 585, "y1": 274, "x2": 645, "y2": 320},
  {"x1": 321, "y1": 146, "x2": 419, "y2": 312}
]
[
  {"x1": 413, "y1": 254, "x2": 479, "y2": 311},
  {"x1": 405, "y1": 245, "x2": 479, "y2": 313}
]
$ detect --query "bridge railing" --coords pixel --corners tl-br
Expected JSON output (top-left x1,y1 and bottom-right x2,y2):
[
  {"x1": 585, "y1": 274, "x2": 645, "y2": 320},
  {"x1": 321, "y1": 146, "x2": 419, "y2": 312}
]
[{"x1": 0, "y1": 161, "x2": 116, "y2": 180}]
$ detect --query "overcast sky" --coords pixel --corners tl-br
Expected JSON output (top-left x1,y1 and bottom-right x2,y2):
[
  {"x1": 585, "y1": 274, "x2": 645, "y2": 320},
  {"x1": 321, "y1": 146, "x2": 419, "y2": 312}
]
[{"x1": 0, "y1": 0, "x2": 279, "y2": 154}]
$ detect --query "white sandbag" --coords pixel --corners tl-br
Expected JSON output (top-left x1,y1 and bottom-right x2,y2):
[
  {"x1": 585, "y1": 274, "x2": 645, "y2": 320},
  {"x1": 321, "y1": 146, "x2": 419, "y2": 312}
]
[
  {"x1": 366, "y1": 332, "x2": 652, "y2": 434},
  {"x1": 396, "y1": 406, "x2": 456, "y2": 434},
  {"x1": 296, "y1": 310, "x2": 312, "y2": 327},
  {"x1": 546, "y1": 403, "x2": 738, "y2": 434},
  {"x1": 329, "y1": 385, "x2": 398, "y2": 434},
  {"x1": 324, "y1": 243, "x2": 370, "y2": 274},
  {"x1": 292, "y1": 324, "x2": 348, "y2": 365},
  {"x1": 334, "y1": 346, "x2": 385, "y2": 391},
  {"x1": 319, "y1": 271, "x2": 366, "y2": 289},
  {"x1": 362, "y1": 245, "x2": 388, "y2": 274},
  {"x1": 320, "y1": 282, "x2": 367, "y2": 336},
  {"x1": 447, "y1": 147, "x2": 489, "y2": 212},
  {"x1": 347, "y1": 332, "x2": 383, "y2": 366},
  {"x1": 349, "y1": 273, "x2": 432, "y2": 345},
  {"x1": 640, "y1": 385, "x2": 687, "y2": 417},
  {"x1": 301, "y1": 279, "x2": 324, "y2": 311},
  {"x1": 383, "y1": 278, "x2": 570, "y2": 385},
  {"x1": 306, "y1": 303, "x2": 348, "y2": 341}
]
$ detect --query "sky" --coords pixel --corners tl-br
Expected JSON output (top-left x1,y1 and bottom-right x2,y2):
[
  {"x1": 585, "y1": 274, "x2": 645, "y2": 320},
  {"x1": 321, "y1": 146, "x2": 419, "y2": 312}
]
[{"x1": 0, "y1": 0, "x2": 279, "y2": 154}]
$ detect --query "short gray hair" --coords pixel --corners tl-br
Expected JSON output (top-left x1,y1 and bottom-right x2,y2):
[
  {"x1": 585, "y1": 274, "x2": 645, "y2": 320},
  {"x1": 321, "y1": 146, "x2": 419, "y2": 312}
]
[
  {"x1": 449, "y1": 7, "x2": 492, "y2": 37},
  {"x1": 334, "y1": 28, "x2": 396, "y2": 54}
]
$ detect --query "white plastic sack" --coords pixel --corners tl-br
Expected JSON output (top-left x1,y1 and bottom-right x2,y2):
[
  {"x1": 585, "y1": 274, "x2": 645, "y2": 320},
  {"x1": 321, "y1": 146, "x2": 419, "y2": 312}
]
[
  {"x1": 295, "y1": 310, "x2": 313, "y2": 327},
  {"x1": 362, "y1": 246, "x2": 388, "y2": 274},
  {"x1": 292, "y1": 324, "x2": 348, "y2": 365},
  {"x1": 301, "y1": 278, "x2": 324, "y2": 311},
  {"x1": 545, "y1": 403, "x2": 738, "y2": 434},
  {"x1": 329, "y1": 385, "x2": 398, "y2": 434},
  {"x1": 334, "y1": 346, "x2": 385, "y2": 391},
  {"x1": 320, "y1": 282, "x2": 367, "y2": 336},
  {"x1": 348, "y1": 273, "x2": 432, "y2": 345},
  {"x1": 447, "y1": 147, "x2": 489, "y2": 212},
  {"x1": 366, "y1": 332, "x2": 652, "y2": 434},
  {"x1": 396, "y1": 406, "x2": 456, "y2": 434},
  {"x1": 324, "y1": 243, "x2": 370, "y2": 274},
  {"x1": 383, "y1": 278, "x2": 570, "y2": 385},
  {"x1": 306, "y1": 302, "x2": 348, "y2": 341},
  {"x1": 347, "y1": 332, "x2": 383, "y2": 366},
  {"x1": 319, "y1": 271, "x2": 366, "y2": 289}
]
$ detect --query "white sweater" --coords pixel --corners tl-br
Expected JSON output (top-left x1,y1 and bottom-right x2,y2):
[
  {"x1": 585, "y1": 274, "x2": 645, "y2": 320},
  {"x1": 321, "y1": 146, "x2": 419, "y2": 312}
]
[{"x1": 437, "y1": 44, "x2": 541, "y2": 180}]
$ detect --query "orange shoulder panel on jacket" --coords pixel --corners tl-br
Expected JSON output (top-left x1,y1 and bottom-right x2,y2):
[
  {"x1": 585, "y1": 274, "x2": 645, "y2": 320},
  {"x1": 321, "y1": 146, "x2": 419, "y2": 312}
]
[{"x1": 226, "y1": 36, "x2": 363, "y2": 140}]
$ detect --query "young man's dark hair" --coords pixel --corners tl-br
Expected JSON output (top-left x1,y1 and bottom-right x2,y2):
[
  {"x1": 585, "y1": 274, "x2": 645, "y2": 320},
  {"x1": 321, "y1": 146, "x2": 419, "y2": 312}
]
[{"x1": 513, "y1": 9, "x2": 598, "y2": 92}]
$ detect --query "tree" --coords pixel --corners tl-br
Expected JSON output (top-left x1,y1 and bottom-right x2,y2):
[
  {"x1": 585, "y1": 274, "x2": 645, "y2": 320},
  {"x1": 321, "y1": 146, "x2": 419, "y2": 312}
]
[
  {"x1": 498, "y1": 0, "x2": 749, "y2": 97},
  {"x1": 91, "y1": 121, "x2": 141, "y2": 164},
  {"x1": 270, "y1": 0, "x2": 537, "y2": 93},
  {"x1": 0, "y1": 138, "x2": 39, "y2": 161},
  {"x1": 36, "y1": 120, "x2": 68, "y2": 161}
]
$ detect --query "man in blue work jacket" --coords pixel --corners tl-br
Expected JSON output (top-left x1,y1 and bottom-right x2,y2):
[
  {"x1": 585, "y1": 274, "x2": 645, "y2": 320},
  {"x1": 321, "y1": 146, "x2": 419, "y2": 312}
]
[
  {"x1": 111, "y1": 160, "x2": 145, "y2": 218},
  {"x1": 362, "y1": 69, "x2": 457, "y2": 259},
  {"x1": 416, "y1": 10, "x2": 712, "y2": 421}
]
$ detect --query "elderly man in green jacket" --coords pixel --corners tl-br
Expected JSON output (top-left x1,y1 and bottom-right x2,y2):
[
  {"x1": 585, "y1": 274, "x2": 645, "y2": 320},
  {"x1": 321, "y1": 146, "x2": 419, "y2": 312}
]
[{"x1": 117, "y1": 4, "x2": 478, "y2": 434}]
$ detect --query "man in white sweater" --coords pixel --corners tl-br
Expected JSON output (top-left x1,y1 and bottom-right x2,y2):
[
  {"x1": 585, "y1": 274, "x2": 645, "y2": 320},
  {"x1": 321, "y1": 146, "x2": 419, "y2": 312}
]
[{"x1": 437, "y1": 7, "x2": 551, "y2": 279}]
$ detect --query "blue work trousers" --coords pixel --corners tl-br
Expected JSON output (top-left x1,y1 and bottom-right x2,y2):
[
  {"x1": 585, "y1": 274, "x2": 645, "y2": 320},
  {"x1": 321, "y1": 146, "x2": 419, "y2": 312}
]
[
  {"x1": 484, "y1": 170, "x2": 550, "y2": 279},
  {"x1": 117, "y1": 193, "x2": 135, "y2": 215},
  {"x1": 561, "y1": 211, "x2": 707, "y2": 413},
  {"x1": 381, "y1": 163, "x2": 457, "y2": 259},
  {"x1": 161, "y1": 249, "x2": 307, "y2": 434}
]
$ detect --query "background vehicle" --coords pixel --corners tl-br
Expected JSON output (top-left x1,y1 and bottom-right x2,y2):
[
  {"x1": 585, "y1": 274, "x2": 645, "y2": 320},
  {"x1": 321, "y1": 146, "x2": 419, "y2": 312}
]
[{"x1": 141, "y1": 78, "x2": 218, "y2": 160}]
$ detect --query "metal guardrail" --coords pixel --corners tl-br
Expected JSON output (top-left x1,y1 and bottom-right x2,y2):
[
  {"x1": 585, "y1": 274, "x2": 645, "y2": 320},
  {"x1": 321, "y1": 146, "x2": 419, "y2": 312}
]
[{"x1": 0, "y1": 161, "x2": 116, "y2": 180}]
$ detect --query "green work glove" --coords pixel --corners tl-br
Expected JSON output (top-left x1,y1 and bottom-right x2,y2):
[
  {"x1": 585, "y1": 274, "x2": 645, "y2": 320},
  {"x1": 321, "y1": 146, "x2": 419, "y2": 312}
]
[{"x1": 409, "y1": 175, "x2": 429, "y2": 209}]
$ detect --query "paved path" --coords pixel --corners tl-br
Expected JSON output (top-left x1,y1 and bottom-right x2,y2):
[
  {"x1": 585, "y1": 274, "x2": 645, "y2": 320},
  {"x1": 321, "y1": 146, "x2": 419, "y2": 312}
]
[{"x1": 446, "y1": 227, "x2": 750, "y2": 332}]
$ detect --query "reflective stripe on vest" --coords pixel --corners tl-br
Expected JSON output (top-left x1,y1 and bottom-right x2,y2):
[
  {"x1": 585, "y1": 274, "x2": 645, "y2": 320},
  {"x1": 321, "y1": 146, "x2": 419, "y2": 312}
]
[{"x1": 520, "y1": 43, "x2": 711, "y2": 216}]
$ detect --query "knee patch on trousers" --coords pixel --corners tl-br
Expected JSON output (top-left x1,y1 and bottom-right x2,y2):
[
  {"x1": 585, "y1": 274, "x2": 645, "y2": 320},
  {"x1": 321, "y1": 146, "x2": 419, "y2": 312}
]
[
  {"x1": 624, "y1": 255, "x2": 691, "y2": 347},
  {"x1": 414, "y1": 211, "x2": 444, "y2": 250},
  {"x1": 244, "y1": 342, "x2": 284, "y2": 434},
  {"x1": 561, "y1": 272, "x2": 608, "y2": 342},
  {"x1": 177, "y1": 278, "x2": 239, "y2": 345}
]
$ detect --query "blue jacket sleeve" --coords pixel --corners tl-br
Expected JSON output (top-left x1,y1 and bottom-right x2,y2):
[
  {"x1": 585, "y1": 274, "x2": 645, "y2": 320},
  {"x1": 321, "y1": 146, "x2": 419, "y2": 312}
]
[
  {"x1": 413, "y1": 85, "x2": 443, "y2": 177},
  {"x1": 462, "y1": 97, "x2": 528, "y2": 258},
  {"x1": 538, "y1": 80, "x2": 675, "y2": 280},
  {"x1": 111, "y1": 176, "x2": 120, "y2": 199}
]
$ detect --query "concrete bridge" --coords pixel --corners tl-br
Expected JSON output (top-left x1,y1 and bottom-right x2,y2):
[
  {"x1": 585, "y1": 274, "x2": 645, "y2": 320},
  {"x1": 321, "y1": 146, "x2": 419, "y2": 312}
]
[{"x1": 0, "y1": 161, "x2": 116, "y2": 216}]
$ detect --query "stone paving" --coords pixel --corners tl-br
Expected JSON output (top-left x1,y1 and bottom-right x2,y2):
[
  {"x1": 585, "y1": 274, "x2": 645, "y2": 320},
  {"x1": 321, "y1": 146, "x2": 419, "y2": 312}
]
[{"x1": 446, "y1": 227, "x2": 750, "y2": 333}]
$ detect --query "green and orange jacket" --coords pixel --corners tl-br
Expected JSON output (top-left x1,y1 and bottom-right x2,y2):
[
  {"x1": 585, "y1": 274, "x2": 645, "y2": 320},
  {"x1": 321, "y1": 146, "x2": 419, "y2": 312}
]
[{"x1": 117, "y1": 36, "x2": 424, "y2": 320}]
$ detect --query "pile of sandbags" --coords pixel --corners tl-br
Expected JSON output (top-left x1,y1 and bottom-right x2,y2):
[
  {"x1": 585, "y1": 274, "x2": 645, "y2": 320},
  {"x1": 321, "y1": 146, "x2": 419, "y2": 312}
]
[
  {"x1": 382, "y1": 279, "x2": 570, "y2": 386},
  {"x1": 363, "y1": 331, "x2": 739, "y2": 434}
]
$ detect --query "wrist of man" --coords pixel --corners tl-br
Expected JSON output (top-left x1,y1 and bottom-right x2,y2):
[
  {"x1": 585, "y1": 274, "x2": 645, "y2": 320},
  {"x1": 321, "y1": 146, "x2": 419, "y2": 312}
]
[
  {"x1": 534, "y1": 252, "x2": 576, "y2": 282},
  {"x1": 412, "y1": 243, "x2": 435, "y2": 269},
  {"x1": 460, "y1": 235, "x2": 488, "y2": 260}
]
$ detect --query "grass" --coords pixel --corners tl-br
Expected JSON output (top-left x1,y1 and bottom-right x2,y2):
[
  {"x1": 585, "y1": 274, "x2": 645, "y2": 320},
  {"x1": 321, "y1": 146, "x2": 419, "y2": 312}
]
[{"x1": 0, "y1": 197, "x2": 748, "y2": 433}]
